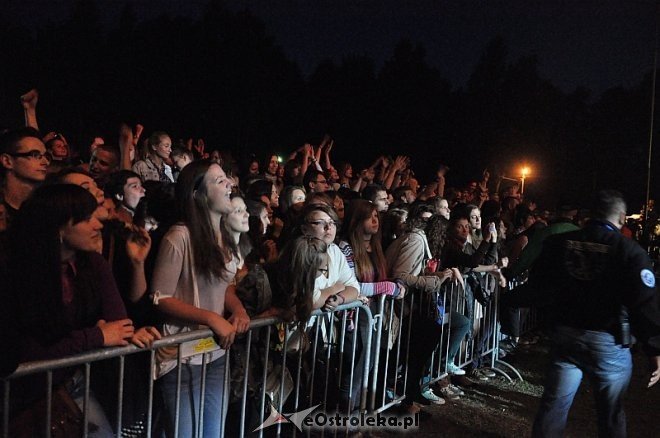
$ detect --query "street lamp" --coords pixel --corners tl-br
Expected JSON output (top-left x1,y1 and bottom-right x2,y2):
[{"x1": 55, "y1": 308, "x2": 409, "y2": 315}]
[{"x1": 521, "y1": 167, "x2": 530, "y2": 194}]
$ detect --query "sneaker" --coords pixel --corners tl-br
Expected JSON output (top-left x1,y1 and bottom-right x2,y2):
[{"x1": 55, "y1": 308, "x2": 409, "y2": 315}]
[
  {"x1": 480, "y1": 368, "x2": 497, "y2": 378},
  {"x1": 447, "y1": 384, "x2": 465, "y2": 396},
  {"x1": 500, "y1": 340, "x2": 518, "y2": 353},
  {"x1": 470, "y1": 369, "x2": 490, "y2": 381},
  {"x1": 446, "y1": 363, "x2": 466, "y2": 376},
  {"x1": 420, "y1": 388, "x2": 446, "y2": 405},
  {"x1": 438, "y1": 386, "x2": 460, "y2": 400},
  {"x1": 518, "y1": 335, "x2": 539, "y2": 345}
]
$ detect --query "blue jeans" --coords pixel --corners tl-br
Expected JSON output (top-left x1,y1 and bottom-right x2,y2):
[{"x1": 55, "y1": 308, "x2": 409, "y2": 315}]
[
  {"x1": 533, "y1": 326, "x2": 632, "y2": 438},
  {"x1": 447, "y1": 311, "x2": 471, "y2": 364},
  {"x1": 68, "y1": 370, "x2": 114, "y2": 437},
  {"x1": 159, "y1": 355, "x2": 227, "y2": 438}
]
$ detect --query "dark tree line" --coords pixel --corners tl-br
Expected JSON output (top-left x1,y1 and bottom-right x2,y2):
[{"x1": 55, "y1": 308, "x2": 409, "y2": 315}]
[{"x1": 1, "y1": 0, "x2": 658, "y2": 208}]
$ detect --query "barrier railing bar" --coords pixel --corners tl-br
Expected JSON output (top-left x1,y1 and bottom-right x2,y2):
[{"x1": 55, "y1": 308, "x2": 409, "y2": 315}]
[
  {"x1": 146, "y1": 349, "x2": 155, "y2": 438},
  {"x1": 116, "y1": 355, "x2": 124, "y2": 435}
]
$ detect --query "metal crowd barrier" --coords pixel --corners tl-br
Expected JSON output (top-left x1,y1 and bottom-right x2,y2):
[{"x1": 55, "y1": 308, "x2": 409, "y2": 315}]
[
  {"x1": 507, "y1": 277, "x2": 542, "y2": 337},
  {"x1": 2, "y1": 302, "x2": 374, "y2": 438},
  {"x1": 3, "y1": 280, "x2": 524, "y2": 438}
]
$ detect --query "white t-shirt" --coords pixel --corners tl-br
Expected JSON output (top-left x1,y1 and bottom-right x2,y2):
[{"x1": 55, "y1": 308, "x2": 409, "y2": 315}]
[{"x1": 313, "y1": 243, "x2": 360, "y2": 303}]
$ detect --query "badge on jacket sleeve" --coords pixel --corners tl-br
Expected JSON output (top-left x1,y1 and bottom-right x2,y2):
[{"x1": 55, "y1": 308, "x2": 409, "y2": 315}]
[{"x1": 640, "y1": 269, "x2": 656, "y2": 288}]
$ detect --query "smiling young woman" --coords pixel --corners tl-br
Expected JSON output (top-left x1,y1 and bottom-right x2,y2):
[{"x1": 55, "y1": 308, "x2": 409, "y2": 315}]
[
  {"x1": 5, "y1": 184, "x2": 159, "y2": 436},
  {"x1": 151, "y1": 159, "x2": 249, "y2": 437}
]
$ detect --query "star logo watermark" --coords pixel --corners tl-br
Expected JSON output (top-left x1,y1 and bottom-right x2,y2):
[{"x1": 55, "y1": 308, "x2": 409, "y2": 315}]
[{"x1": 253, "y1": 404, "x2": 321, "y2": 432}]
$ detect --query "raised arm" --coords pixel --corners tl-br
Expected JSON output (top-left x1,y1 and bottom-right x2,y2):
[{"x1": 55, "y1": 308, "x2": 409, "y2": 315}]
[
  {"x1": 323, "y1": 139, "x2": 334, "y2": 171},
  {"x1": 20, "y1": 89, "x2": 39, "y2": 130},
  {"x1": 119, "y1": 123, "x2": 143, "y2": 170}
]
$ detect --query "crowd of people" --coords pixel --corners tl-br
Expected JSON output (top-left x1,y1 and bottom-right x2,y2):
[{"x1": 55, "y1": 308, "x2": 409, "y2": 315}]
[{"x1": 0, "y1": 89, "x2": 657, "y2": 437}]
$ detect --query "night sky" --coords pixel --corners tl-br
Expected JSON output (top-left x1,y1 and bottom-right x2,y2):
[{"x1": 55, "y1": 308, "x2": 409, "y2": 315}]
[
  {"x1": 5, "y1": 0, "x2": 658, "y2": 93},
  {"x1": 3, "y1": 0, "x2": 659, "y2": 207}
]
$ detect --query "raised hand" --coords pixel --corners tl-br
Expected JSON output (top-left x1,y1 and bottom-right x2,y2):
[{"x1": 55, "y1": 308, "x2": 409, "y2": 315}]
[
  {"x1": 393, "y1": 155, "x2": 407, "y2": 170},
  {"x1": 194, "y1": 139, "x2": 205, "y2": 156},
  {"x1": 125, "y1": 226, "x2": 152, "y2": 265},
  {"x1": 42, "y1": 131, "x2": 58, "y2": 143},
  {"x1": 325, "y1": 139, "x2": 334, "y2": 155},
  {"x1": 20, "y1": 89, "x2": 38, "y2": 110},
  {"x1": 133, "y1": 124, "x2": 144, "y2": 147},
  {"x1": 263, "y1": 239, "x2": 278, "y2": 263}
]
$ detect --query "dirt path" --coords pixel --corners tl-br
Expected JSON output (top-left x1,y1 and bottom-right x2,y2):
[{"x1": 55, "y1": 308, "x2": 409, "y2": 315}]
[{"x1": 378, "y1": 340, "x2": 659, "y2": 437}]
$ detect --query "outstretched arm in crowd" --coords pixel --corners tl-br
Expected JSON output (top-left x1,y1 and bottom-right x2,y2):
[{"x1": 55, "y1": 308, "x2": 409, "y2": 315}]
[
  {"x1": 323, "y1": 139, "x2": 335, "y2": 173},
  {"x1": 299, "y1": 143, "x2": 313, "y2": 176},
  {"x1": 21, "y1": 89, "x2": 39, "y2": 130},
  {"x1": 383, "y1": 156, "x2": 407, "y2": 190},
  {"x1": 479, "y1": 169, "x2": 490, "y2": 193},
  {"x1": 125, "y1": 226, "x2": 151, "y2": 303},
  {"x1": 119, "y1": 123, "x2": 143, "y2": 170}
]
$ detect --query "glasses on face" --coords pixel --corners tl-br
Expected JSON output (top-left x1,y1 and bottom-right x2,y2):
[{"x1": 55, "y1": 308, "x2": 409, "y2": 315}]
[
  {"x1": 8, "y1": 150, "x2": 50, "y2": 161},
  {"x1": 308, "y1": 220, "x2": 337, "y2": 230},
  {"x1": 314, "y1": 179, "x2": 328, "y2": 185}
]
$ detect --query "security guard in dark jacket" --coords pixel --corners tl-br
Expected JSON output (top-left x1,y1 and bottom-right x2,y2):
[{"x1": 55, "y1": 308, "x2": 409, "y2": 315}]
[{"x1": 508, "y1": 190, "x2": 660, "y2": 438}]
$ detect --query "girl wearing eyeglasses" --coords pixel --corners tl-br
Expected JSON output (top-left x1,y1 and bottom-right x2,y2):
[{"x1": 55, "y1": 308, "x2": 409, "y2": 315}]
[{"x1": 299, "y1": 203, "x2": 359, "y2": 311}]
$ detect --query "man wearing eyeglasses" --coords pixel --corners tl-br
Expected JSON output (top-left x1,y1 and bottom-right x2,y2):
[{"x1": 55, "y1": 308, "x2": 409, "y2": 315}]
[
  {"x1": 303, "y1": 168, "x2": 330, "y2": 193},
  {"x1": 0, "y1": 127, "x2": 49, "y2": 224}
]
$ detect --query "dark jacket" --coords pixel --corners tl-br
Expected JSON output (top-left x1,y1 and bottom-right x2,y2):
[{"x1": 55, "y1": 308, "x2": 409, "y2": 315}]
[{"x1": 508, "y1": 219, "x2": 660, "y2": 356}]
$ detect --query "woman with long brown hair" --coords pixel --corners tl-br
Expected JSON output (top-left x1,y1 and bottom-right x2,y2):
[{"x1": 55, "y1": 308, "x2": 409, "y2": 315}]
[
  {"x1": 151, "y1": 159, "x2": 249, "y2": 437},
  {"x1": 337, "y1": 199, "x2": 404, "y2": 414}
]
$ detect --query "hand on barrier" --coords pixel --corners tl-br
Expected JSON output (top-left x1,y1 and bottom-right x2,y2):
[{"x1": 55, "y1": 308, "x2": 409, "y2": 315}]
[
  {"x1": 357, "y1": 295, "x2": 370, "y2": 305},
  {"x1": 229, "y1": 309, "x2": 251, "y2": 334},
  {"x1": 131, "y1": 326, "x2": 162, "y2": 348},
  {"x1": 97, "y1": 319, "x2": 134, "y2": 347},
  {"x1": 451, "y1": 268, "x2": 465, "y2": 288},
  {"x1": 396, "y1": 284, "x2": 407, "y2": 300},
  {"x1": 209, "y1": 314, "x2": 236, "y2": 349},
  {"x1": 433, "y1": 268, "x2": 453, "y2": 282},
  {"x1": 323, "y1": 293, "x2": 344, "y2": 312}
]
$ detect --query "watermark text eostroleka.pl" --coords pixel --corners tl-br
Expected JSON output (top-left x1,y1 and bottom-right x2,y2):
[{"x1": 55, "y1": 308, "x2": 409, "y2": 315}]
[{"x1": 254, "y1": 404, "x2": 420, "y2": 432}]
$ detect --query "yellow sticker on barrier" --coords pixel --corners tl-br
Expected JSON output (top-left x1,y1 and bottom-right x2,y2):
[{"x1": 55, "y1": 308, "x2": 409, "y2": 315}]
[
  {"x1": 194, "y1": 337, "x2": 219, "y2": 353},
  {"x1": 180, "y1": 337, "x2": 220, "y2": 358}
]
